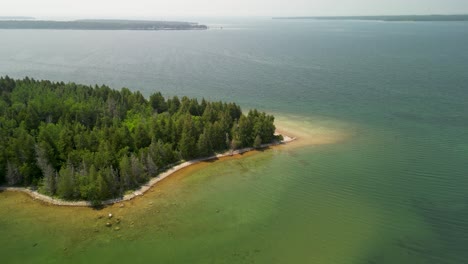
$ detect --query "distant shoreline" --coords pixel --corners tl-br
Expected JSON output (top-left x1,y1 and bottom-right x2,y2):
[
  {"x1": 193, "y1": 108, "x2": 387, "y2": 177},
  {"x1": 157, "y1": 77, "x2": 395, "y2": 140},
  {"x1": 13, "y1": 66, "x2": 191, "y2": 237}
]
[
  {"x1": 0, "y1": 16, "x2": 35, "y2": 20},
  {"x1": 0, "y1": 19, "x2": 208, "y2": 30},
  {"x1": 0, "y1": 133, "x2": 296, "y2": 207},
  {"x1": 273, "y1": 14, "x2": 468, "y2": 22}
]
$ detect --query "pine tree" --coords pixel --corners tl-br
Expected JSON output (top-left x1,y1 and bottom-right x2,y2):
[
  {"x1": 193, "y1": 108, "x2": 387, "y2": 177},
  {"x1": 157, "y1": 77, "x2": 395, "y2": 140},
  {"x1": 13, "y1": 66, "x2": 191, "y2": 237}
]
[
  {"x1": 131, "y1": 154, "x2": 146, "y2": 184},
  {"x1": 179, "y1": 115, "x2": 197, "y2": 159},
  {"x1": 119, "y1": 155, "x2": 132, "y2": 190},
  {"x1": 149, "y1": 92, "x2": 167, "y2": 113},
  {"x1": 35, "y1": 144, "x2": 57, "y2": 195},
  {"x1": 144, "y1": 153, "x2": 158, "y2": 177},
  {"x1": 96, "y1": 172, "x2": 109, "y2": 201},
  {"x1": 253, "y1": 135, "x2": 262, "y2": 149},
  {"x1": 57, "y1": 165, "x2": 75, "y2": 199},
  {"x1": 6, "y1": 160, "x2": 21, "y2": 185},
  {"x1": 197, "y1": 131, "x2": 213, "y2": 157}
]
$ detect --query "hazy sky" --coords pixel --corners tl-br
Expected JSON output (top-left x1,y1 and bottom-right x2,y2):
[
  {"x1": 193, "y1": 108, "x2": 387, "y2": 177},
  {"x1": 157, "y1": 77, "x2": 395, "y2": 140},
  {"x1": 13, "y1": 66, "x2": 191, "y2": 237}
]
[{"x1": 2, "y1": 0, "x2": 468, "y2": 18}]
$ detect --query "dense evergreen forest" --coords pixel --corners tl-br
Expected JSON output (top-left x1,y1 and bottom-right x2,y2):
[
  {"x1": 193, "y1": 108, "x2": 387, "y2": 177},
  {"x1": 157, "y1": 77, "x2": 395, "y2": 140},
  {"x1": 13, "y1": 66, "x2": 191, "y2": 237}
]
[{"x1": 0, "y1": 76, "x2": 277, "y2": 203}]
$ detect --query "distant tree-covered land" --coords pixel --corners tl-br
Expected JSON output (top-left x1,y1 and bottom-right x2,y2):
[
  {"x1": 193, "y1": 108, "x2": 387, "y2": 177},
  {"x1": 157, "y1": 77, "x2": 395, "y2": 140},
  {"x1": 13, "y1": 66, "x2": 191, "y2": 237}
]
[
  {"x1": 0, "y1": 19, "x2": 208, "y2": 30},
  {"x1": 273, "y1": 14, "x2": 468, "y2": 22},
  {"x1": 0, "y1": 77, "x2": 277, "y2": 203},
  {"x1": 0, "y1": 16, "x2": 35, "y2": 20}
]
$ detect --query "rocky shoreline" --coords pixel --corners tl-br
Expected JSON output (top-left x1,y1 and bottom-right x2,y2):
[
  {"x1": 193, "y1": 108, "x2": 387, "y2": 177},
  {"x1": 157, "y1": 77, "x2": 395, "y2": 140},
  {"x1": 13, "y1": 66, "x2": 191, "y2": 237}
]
[{"x1": 0, "y1": 134, "x2": 296, "y2": 207}]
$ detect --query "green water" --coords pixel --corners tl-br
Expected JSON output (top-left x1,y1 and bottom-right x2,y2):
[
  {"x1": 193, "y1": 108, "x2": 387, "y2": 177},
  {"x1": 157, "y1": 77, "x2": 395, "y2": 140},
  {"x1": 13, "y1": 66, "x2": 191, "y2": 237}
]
[{"x1": 1, "y1": 18, "x2": 468, "y2": 263}]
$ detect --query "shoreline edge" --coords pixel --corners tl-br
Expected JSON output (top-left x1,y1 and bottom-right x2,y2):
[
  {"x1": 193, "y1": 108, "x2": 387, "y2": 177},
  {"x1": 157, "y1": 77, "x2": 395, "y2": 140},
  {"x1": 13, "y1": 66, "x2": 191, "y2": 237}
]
[{"x1": 0, "y1": 134, "x2": 296, "y2": 207}]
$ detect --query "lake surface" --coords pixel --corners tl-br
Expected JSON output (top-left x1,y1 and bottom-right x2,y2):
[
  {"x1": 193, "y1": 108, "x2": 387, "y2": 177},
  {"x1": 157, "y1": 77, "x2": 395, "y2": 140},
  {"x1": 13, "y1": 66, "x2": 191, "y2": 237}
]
[{"x1": 1, "y1": 18, "x2": 468, "y2": 263}]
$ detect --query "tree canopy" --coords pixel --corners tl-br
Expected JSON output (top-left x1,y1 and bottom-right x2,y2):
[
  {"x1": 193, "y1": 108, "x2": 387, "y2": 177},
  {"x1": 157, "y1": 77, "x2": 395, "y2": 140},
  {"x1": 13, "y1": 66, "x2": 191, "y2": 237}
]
[{"x1": 0, "y1": 76, "x2": 276, "y2": 203}]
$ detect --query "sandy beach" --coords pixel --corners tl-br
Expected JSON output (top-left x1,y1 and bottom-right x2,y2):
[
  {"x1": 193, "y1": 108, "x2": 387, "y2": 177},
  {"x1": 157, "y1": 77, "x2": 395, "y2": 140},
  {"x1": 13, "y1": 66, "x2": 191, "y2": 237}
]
[{"x1": 0, "y1": 133, "x2": 296, "y2": 207}]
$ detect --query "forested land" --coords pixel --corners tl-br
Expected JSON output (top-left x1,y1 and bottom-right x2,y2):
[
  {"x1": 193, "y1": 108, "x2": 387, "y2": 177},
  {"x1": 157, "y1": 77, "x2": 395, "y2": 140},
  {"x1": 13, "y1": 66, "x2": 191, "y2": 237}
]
[
  {"x1": 0, "y1": 77, "x2": 277, "y2": 203},
  {"x1": 273, "y1": 15, "x2": 468, "y2": 21},
  {"x1": 0, "y1": 19, "x2": 208, "y2": 30}
]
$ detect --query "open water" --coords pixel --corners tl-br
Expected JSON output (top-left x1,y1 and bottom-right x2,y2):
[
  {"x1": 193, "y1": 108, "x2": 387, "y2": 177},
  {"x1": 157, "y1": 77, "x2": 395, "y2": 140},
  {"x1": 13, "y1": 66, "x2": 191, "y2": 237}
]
[{"x1": 1, "y1": 18, "x2": 468, "y2": 263}]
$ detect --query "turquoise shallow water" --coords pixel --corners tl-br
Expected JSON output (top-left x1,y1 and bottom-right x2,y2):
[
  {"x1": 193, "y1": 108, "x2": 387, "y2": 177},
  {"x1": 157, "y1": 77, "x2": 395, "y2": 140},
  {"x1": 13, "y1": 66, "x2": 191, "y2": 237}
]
[{"x1": 1, "y1": 18, "x2": 468, "y2": 263}]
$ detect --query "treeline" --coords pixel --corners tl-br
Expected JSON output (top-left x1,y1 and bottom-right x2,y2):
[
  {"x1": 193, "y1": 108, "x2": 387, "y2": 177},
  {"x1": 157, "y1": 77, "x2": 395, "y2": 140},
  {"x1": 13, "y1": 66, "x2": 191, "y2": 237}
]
[
  {"x1": 0, "y1": 20, "x2": 208, "y2": 30},
  {"x1": 273, "y1": 15, "x2": 468, "y2": 22},
  {"x1": 0, "y1": 76, "x2": 277, "y2": 203}
]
